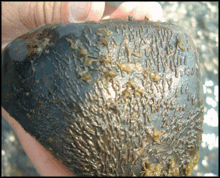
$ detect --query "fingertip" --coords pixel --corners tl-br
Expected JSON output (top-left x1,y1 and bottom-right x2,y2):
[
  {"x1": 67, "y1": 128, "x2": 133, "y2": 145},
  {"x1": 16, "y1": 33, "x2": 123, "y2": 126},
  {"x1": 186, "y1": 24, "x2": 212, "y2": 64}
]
[
  {"x1": 86, "y1": 2, "x2": 105, "y2": 22},
  {"x1": 69, "y1": 2, "x2": 105, "y2": 23}
]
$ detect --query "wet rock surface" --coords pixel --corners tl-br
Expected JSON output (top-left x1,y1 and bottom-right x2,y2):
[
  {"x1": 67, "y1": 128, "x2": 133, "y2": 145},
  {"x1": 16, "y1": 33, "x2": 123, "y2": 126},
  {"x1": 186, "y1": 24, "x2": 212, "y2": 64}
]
[
  {"x1": 1, "y1": 2, "x2": 218, "y2": 176},
  {"x1": 160, "y1": 2, "x2": 218, "y2": 176},
  {"x1": 2, "y1": 18, "x2": 204, "y2": 176}
]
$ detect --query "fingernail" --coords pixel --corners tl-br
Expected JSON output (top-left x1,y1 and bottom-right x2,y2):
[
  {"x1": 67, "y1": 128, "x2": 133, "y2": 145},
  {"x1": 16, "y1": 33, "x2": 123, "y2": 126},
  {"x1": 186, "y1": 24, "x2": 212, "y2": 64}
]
[
  {"x1": 69, "y1": 2, "x2": 105, "y2": 23},
  {"x1": 102, "y1": 15, "x2": 110, "y2": 20},
  {"x1": 69, "y1": 2, "x2": 91, "y2": 23}
]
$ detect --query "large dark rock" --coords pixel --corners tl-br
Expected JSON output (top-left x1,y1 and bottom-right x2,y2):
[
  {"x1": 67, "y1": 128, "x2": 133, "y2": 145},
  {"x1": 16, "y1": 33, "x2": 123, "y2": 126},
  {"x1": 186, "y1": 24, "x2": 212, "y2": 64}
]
[{"x1": 2, "y1": 19, "x2": 204, "y2": 176}]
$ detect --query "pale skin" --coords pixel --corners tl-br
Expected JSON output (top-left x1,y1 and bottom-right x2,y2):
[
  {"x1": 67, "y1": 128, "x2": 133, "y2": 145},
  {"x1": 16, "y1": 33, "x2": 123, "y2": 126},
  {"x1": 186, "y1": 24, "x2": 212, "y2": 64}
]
[{"x1": 2, "y1": 2, "x2": 164, "y2": 176}]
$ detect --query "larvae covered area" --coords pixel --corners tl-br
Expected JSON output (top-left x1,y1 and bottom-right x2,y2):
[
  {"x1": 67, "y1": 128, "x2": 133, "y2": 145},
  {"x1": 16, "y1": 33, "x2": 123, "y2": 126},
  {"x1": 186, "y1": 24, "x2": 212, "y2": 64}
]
[{"x1": 2, "y1": 19, "x2": 204, "y2": 176}]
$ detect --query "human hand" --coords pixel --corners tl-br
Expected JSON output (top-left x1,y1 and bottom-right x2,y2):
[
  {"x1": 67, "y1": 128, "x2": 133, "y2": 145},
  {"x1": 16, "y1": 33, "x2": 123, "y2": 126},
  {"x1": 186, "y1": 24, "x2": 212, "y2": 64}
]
[
  {"x1": 2, "y1": 2, "x2": 163, "y2": 176},
  {"x1": 2, "y1": 2, "x2": 163, "y2": 50}
]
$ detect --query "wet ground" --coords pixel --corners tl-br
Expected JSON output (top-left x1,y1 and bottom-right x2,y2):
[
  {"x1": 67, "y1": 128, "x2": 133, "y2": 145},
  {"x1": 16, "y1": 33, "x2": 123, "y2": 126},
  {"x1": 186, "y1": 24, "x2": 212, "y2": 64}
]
[{"x1": 1, "y1": 2, "x2": 218, "y2": 176}]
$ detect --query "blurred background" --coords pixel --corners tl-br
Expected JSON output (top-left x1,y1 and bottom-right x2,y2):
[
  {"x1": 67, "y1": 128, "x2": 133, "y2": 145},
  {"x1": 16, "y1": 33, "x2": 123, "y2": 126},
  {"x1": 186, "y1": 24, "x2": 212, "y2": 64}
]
[{"x1": 1, "y1": 2, "x2": 218, "y2": 176}]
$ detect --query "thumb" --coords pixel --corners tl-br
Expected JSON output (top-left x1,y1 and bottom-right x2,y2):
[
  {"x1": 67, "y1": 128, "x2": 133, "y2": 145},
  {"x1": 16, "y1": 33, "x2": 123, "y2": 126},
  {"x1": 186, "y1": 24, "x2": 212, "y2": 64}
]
[{"x1": 2, "y1": 2, "x2": 105, "y2": 49}]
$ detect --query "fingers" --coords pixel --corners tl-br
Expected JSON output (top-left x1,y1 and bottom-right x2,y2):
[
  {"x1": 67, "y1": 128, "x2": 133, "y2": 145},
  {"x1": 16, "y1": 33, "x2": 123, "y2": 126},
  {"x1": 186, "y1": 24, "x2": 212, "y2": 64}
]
[
  {"x1": 2, "y1": 2, "x2": 105, "y2": 49},
  {"x1": 2, "y1": 2, "x2": 29, "y2": 49},
  {"x1": 2, "y1": 2, "x2": 163, "y2": 49},
  {"x1": 2, "y1": 108, "x2": 74, "y2": 176},
  {"x1": 105, "y1": 2, "x2": 164, "y2": 22},
  {"x1": 18, "y1": 2, "x2": 105, "y2": 27}
]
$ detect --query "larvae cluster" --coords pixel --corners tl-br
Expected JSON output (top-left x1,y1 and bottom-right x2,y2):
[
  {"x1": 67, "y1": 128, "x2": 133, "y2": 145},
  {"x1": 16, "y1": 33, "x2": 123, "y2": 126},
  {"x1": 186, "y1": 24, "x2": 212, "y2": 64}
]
[{"x1": 2, "y1": 19, "x2": 204, "y2": 177}]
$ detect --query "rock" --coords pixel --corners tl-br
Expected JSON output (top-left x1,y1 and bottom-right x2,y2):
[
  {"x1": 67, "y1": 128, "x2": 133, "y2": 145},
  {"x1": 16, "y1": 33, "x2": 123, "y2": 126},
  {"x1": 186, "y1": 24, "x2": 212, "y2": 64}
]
[{"x1": 2, "y1": 19, "x2": 204, "y2": 176}]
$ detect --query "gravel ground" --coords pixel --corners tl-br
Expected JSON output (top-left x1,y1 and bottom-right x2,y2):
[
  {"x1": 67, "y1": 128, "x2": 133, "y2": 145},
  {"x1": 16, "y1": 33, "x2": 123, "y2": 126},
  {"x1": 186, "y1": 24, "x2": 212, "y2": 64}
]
[{"x1": 1, "y1": 2, "x2": 218, "y2": 176}]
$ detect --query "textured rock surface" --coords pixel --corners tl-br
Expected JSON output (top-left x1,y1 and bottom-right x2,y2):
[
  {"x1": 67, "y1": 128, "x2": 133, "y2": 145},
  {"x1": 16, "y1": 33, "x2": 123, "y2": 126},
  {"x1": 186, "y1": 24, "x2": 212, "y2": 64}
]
[
  {"x1": 2, "y1": 19, "x2": 204, "y2": 176},
  {"x1": 160, "y1": 2, "x2": 218, "y2": 176},
  {"x1": 1, "y1": 2, "x2": 218, "y2": 176}
]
